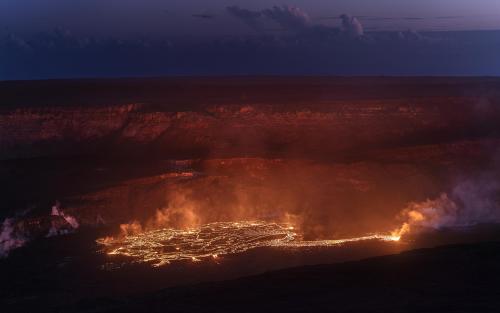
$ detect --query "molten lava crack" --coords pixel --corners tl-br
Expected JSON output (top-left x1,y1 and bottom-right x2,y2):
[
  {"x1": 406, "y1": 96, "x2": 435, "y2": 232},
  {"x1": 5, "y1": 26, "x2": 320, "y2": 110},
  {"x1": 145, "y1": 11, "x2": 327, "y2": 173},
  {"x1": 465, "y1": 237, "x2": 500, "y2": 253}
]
[{"x1": 97, "y1": 221, "x2": 399, "y2": 267}]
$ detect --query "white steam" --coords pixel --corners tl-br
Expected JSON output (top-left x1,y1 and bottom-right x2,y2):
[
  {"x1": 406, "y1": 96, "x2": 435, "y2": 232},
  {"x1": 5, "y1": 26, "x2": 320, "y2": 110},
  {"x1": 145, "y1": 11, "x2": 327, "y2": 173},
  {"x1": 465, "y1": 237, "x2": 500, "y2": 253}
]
[
  {"x1": 394, "y1": 177, "x2": 500, "y2": 237},
  {"x1": 51, "y1": 202, "x2": 79, "y2": 229},
  {"x1": 0, "y1": 218, "x2": 26, "y2": 258},
  {"x1": 47, "y1": 202, "x2": 79, "y2": 237},
  {"x1": 0, "y1": 201, "x2": 80, "y2": 257},
  {"x1": 451, "y1": 178, "x2": 500, "y2": 224}
]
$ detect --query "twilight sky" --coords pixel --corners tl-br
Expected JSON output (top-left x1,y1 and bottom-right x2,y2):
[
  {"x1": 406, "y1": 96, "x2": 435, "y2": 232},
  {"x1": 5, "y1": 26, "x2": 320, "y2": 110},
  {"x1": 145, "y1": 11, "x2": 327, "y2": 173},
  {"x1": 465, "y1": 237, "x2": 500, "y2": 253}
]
[
  {"x1": 1, "y1": 1, "x2": 500, "y2": 79},
  {"x1": 2, "y1": 0, "x2": 500, "y2": 36}
]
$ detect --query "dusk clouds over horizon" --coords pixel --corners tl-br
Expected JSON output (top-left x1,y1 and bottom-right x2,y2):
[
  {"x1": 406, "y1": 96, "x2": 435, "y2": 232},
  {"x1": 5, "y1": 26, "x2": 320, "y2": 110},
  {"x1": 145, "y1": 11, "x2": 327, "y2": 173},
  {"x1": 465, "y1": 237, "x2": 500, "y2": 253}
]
[{"x1": 1, "y1": 1, "x2": 500, "y2": 79}]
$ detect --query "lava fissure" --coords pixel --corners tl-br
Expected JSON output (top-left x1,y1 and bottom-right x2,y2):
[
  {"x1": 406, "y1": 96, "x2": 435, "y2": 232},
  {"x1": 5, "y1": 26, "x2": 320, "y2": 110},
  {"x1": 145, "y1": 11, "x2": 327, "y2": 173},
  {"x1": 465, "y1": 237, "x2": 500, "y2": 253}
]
[{"x1": 97, "y1": 221, "x2": 400, "y2": 267}]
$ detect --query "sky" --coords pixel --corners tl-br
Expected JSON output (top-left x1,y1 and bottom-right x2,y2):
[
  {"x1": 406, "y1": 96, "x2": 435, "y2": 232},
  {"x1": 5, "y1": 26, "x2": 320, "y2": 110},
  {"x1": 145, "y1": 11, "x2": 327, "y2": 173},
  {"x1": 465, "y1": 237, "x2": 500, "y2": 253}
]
[
  {"x1": 1, "y1": 1, "x2": 500, "y2": 79},
  {"x1": 2, "y1": 0, "x2": 500, "y2": 36}
]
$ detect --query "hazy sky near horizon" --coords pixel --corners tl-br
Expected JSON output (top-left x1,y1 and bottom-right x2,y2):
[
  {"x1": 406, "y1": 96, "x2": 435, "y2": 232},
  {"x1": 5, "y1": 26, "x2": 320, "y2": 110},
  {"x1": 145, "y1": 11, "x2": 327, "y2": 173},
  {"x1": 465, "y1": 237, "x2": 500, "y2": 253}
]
[
  {"x1": 2, "y1": 0, "x2": 500, "y2": 79},
  {"x1": 2, "y1": 0, "x2": 500, "y2": 36}
]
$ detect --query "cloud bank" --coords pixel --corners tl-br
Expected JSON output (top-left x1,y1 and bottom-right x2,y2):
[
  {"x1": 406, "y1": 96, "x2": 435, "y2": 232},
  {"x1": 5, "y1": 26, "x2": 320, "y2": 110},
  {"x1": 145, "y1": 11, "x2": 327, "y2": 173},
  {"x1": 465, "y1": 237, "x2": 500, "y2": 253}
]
[
  {"x1": 1, "y1": 5, "x2": 500, "y2": 79},
  {"x1": 227, "y1": 6, "x2": 262, "y2": 31},
  {"x1": 340, "y1": 14, "x2": 364, "y2": 36},
  {"x1": 262, "y1": 6, "x2": 311, "y2": 32}
]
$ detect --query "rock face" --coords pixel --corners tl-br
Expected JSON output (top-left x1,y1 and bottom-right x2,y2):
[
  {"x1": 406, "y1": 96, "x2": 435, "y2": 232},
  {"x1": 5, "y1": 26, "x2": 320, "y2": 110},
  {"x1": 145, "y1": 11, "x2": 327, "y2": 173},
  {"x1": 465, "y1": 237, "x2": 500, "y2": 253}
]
[
  {"x1": 0, "y1": 98, "x2": 495, "y2": 160},
  {"x1": 1, "y1": 77, "x2": 500, "y2": 160}
]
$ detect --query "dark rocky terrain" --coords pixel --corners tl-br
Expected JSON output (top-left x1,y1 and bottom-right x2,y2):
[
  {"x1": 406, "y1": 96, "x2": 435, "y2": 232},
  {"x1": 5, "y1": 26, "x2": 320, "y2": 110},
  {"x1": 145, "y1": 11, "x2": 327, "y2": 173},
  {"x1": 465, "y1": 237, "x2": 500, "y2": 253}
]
[{"x1": 82, "y1": 241, "x2": 500, "y2": 313}]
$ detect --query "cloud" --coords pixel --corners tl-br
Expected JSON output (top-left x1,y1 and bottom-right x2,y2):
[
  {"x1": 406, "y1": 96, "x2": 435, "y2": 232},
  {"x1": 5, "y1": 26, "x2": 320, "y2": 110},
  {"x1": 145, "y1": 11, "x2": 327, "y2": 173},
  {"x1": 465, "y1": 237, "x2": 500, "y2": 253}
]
[
  {"x1": 356, "y1": 16, "x2": 395, "y2": 21},
  {"x1": 340, "y1": 14, "x2": 364, "y2": 37},
  {"x1": 192, "y1": 14, "x2": 216, "y2": 19},
  {"x1": 226, "y1": 6, "x2": 262, "y2": 31},
  {"x1": 225, "y1": 5, "x2": 366, "y2": 40},
  {"x1": 262, "y1": 5, "x2": 311, "y2": 32},
  {"x1": 2, "y1": 19, "x2": 500, "y2": 79},
  {"x1": 435, "y1": 16, "x2": 465, "y2": 20},
  {"x1": 1, "y1": 32, "x2": 31, "y2": 51},
  {"x1": 229, "y1": 5, "x2": 337, "y2": 37},
  {"x1": 396, "y1": 30, "x2": 425, "y2": 41},
  {"x1": 402, "y1": 17, "x2": 425, "y2": 21}
]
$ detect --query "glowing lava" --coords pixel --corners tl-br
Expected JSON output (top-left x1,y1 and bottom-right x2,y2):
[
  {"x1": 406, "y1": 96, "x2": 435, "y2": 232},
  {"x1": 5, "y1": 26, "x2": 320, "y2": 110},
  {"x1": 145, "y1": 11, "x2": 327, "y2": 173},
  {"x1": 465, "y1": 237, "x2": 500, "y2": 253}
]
[{"x1": 97, "y1": 221, "x2": 400, "y2": 267}]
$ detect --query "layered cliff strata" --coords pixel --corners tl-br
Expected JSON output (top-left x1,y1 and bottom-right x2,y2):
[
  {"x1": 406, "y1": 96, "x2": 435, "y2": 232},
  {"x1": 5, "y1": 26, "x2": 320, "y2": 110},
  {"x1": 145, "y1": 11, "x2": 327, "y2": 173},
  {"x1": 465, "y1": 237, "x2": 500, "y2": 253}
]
[{"x1": 1, "y1": 97, "x2": 498, "y2": 160}]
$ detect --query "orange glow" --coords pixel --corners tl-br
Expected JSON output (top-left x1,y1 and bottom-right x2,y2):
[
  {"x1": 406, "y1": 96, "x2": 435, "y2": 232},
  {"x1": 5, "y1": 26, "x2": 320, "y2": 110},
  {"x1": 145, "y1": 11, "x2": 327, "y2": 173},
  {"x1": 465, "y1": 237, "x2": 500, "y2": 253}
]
[
  {"x1": 95, "y1": 190, "x2": 465, "y2": 267},
  {"x1": 97, "y1": 221, "x2": 400, "y2": 267}
]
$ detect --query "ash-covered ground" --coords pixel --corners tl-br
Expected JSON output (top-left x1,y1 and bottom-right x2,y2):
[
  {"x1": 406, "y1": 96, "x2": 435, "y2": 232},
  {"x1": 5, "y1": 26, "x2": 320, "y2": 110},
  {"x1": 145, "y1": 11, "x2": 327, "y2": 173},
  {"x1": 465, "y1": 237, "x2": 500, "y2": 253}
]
[{"x1": 1, "y1": 77, "x2": 500, "y2": 312}]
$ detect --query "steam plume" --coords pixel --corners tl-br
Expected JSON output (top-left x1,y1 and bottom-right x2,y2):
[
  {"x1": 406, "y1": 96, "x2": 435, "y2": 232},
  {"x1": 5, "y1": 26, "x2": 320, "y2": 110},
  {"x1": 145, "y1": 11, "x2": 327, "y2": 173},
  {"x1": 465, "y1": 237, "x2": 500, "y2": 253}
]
[
  {"x1": 51, "y1": 202, "x2": 79, "y2": 229},
  {"x1": 117, "y1": 189, "x2": 202, "y2": 237},
  {"x1": 1, "y1": 202, "x2": 81, "y2": 256},
  {"x1": 0, "y1": 218, "x2": 26, "y2": 258},
  {"x1": 47, "y1": 201, "x2": 80, "y2": 237},
  {"x1": 393, "y1": 177, "x2": 500, "y2": 238}
]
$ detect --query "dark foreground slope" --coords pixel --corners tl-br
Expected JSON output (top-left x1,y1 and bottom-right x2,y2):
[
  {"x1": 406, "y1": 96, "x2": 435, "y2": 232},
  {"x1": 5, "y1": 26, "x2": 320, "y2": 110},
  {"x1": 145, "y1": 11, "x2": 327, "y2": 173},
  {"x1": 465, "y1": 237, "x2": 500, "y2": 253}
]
[{"x1": 64, "y1": 242, "x2": 500, "y2": 313}]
